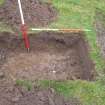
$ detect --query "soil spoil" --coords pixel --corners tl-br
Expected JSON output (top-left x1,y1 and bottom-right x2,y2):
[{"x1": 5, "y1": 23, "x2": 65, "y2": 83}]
[
  {"x1": 0, "y1": 0, "x2": 57, "y2": 31},
  {"x1": 0, "y1": 32, "x2": 95, "y2": 81},
  {"x1": 0, "y1": 84, "x2": 81, "y2": 105}
]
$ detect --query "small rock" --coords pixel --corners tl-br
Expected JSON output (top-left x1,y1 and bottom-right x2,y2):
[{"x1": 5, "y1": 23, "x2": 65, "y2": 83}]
[
  {"x1": 52, "y1": 70, "x2": 56, "y2": 73},
  {"x1": 0, "y1": 72, "x2": 5, "y2": 79},
  {"x1": 11, "y1": 96, "x2": 20, "y2": 102}
]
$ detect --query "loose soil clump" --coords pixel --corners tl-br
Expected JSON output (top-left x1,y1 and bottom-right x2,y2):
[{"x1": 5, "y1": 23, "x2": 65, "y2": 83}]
[
  {"x1": 0, "y1": 32, "x2": 95, "y2": 81},
  {"x1": 0, "y1": 0, "x2": 57, "y2": 31},
  {"x1": 0, "y1": 84, "x2": 81, "y2": 105}
]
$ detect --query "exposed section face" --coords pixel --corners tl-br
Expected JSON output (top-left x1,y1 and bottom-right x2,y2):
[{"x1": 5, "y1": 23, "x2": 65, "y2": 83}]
[{"x1": 0, "y1": 32, "x2": 95, "y2": 81}]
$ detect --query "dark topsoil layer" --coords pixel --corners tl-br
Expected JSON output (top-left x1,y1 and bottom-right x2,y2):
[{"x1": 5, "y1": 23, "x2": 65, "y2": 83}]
[
  {"x1": 0, "y1": 84, "x2": 81, "y2": 105},
  {"x1": 0, "y1": 32, "x2": 95, "y2": 81},
  {"x1": 0, "y1": 0, "x2": 57, "y2": 31}
]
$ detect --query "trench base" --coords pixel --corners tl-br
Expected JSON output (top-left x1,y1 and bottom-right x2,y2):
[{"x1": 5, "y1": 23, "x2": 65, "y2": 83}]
[{"x1": 0, "y1": 32, "x2": 95, "y2": 81}]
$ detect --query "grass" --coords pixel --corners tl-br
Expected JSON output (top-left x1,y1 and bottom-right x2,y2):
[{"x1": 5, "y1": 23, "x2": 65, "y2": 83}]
[
  {"x1": 16, "y1": 79, "x2": 33, "y2": 91},
  {"x1": 0, "y1": 0, "x2": 4, "y2": 5},
  {"x1": 1, "y1": 0, "x2": 105, "y2": 105}
]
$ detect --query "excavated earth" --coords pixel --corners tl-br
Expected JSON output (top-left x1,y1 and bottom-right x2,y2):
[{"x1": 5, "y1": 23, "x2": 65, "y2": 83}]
[
  {"x1": 0, "y1": 83, "x2": 81, "y2": 105},
  {"x1": 0, "y1": 0, "x2": 57, "y2": 31},
  {"x1": 0, "y1": 32, "x2": 95, "y2": 81}
]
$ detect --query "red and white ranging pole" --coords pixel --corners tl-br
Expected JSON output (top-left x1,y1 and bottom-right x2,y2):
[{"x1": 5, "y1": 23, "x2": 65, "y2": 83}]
[{"x1": 18, "y1": 0, "x2": 30, "y2": 52}]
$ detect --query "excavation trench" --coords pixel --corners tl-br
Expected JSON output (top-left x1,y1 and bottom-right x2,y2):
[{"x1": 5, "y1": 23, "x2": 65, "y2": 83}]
[{"x1": 0, "y1": 32, "x2": 95, "y2": 81}]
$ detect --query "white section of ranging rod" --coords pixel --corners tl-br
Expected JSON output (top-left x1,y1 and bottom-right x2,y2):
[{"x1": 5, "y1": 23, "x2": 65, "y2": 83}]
[
  {"x1": 31, "y1": 28, "x2": 59, "y2": 31},
  {"x1": 83, "y1": 29, "x2": 91, "y2": 31},
  {"x1": 31, "y1": 28, "x2": 91, "y2": 32},
  {"x1": 18, "y1": 0, "x2": 25, "y2": 24}
]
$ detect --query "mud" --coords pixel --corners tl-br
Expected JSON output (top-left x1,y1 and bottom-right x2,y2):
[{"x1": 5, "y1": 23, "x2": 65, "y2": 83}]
[
  {"x1": 0, "y1": 32, "x2": 95, "y2": 81},
  {"x1": 0, "y1": 84, "x2": 81, "y2": 105},
  {"x1": 0, "y1": 0, "x2": 57, "y2": 31}
]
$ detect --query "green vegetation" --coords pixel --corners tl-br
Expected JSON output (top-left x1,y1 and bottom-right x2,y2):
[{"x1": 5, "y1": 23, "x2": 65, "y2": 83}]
[
  {"x1": 16, "y1": 79, "x2": 33, "y2": 91},
  {"x1": 1, "y1": 0, "x2": 105, "y2": 105},
  {"x1": 0, "y1": 0, "x2": 4, "y2": 5}
]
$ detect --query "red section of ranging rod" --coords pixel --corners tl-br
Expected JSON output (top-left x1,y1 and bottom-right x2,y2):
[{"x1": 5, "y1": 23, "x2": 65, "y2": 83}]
[{"x1": 21, "y1": 24, "x2": 30, "y2": 50}]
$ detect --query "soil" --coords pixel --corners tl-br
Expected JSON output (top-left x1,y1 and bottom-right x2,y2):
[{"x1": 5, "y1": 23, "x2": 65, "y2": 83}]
[
  {"x1": 0, "y1": 32, "x2": 95, "y2": 81},
  {"x1": 0, "y1": 0, "x2": 57, "y2": 31},
  {"x1": 0, "y1": 83, "x2": 81, "y2": 105}
]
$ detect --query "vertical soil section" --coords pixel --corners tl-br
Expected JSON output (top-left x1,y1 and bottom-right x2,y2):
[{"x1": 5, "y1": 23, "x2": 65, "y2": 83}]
[{"x1": 0, "y1": 32, "x2": 95, "y2": 81}]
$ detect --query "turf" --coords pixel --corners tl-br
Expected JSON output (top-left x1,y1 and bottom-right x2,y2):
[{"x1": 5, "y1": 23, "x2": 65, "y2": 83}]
[
  {"x1": 1, "y1": 0, "x2": 105, "y2": 105},
  {"x1": 0, "y1": 0, "x2": 4, "y2": 5}
]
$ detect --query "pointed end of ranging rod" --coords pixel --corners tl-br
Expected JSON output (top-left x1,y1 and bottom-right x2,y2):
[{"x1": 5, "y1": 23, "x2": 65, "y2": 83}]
[{"x1": 27, "y1": 48, "x2": 30, "y2": 53}]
